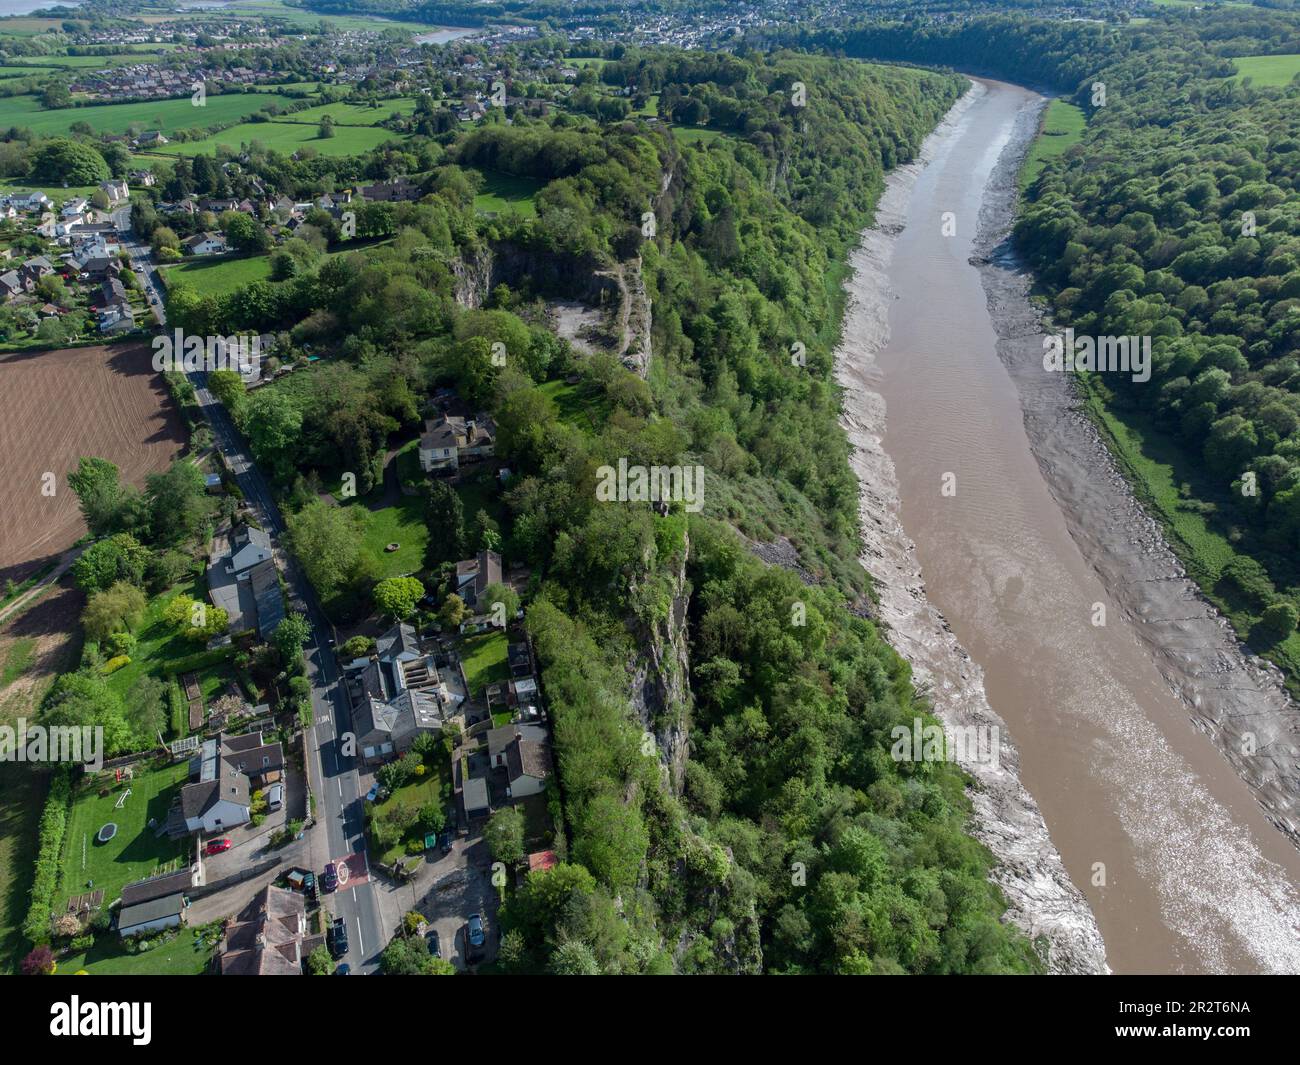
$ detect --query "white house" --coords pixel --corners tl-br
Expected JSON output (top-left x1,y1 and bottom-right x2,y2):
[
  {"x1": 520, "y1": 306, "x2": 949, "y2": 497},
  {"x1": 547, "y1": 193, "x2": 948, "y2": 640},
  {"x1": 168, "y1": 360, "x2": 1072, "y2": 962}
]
[{"x1": 183, "y1": 231, "x2": 227, "y2": 256}]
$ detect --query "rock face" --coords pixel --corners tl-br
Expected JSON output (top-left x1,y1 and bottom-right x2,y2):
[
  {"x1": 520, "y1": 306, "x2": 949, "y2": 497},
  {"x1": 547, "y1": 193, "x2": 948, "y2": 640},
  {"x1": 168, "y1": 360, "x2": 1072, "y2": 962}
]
[
  {"x1": 452, "y1": 242, "x2": 619, "y2": 309},
  {"x1": 626, "y1": 528, "x2": 692, "y2": 796},
  {"x1": 833, "y1": 82, "x2": 1110, "y2": 975}
]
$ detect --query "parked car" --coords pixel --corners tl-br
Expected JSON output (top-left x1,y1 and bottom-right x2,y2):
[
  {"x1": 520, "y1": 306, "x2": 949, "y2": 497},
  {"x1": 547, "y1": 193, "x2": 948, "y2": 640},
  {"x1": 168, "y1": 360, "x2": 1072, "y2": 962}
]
[
  {"x1": 467, "y1": 913, "x2": 485, "y2": 949},
  {"x1": 425, "y1": 930, "x2": 441, "y2": 958},
  {"x1": 438, "y1": 829, "x2": 453, "y2": 855},
  {"x1": 322, "y1": 863, "x2": 338, "y2": 893},
  {"x1": 365, "y1": 783, "x2": 380, "y2": 803},
  {"x1": 204, "y1": 838, "x2": 231, "y2": 856},
  {"x1": 328, "y1": 917, "x2": 349, "y2": 958},
  {"x1": 334, "y1": 962, "x2": 351, "y2": 975},
  {"x1": 267, "y1": 783, "x2": 284, "y2": 811}
]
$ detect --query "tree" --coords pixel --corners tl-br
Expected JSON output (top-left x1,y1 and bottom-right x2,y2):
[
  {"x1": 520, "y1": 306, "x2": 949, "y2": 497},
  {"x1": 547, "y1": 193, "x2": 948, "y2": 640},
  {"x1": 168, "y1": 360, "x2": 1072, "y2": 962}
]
[
  {"x1": 21, "y1": 946, "x2": 55, "y2": 975},
  {"x1": 373, "y1": 576, "x2": 424, "y2": 620},
  {"x1": 145, "y1": 460, "x2": 215, "y2": 546},
  {"x1": 425, "y1": 481, "x2": 467, "y2": 565},
  {"x1": 208, "y1": 369, "x2": 247, "y2": 422},
  {"x1": 126, "y1": 675, "x2": 168, "y2": 740},
  {"x1": 284, "y1": 501, "x2": 369, "y2": 604},
  {"x1": 1258, "y1": 600, "x2": 1298, "y2": 642},
  {"x1": 380, "y1": 935, "x2": 437, "y2": 975},
  {"x1": 71, "y1": 533, "x2": 151, "y2": 594},
  {"x1": 306, "y1": 945, "x2": 334, "y2": 975},
  {"x1": 67, "y1": 456, "x2": 131, "y2": 537},
  {"x1": 43, "y1": 670, "x2": 132, "y2": 754},
  {"x1": 437, "y1": 594, "x2": 470, "y2": 631},
  {"x1": 82, "y1": 581, "x2": 147, "y2": 641},
  {"x1": 28, "y1": 138, "x2": 110, "y2": 184},
  {"x1": 245, "y1": 389, "x2": 304, "y2": 483},
  {"x1": 151, "y1": 226, "x2": 181, "y2": 256},
  {"x1": 272, "y1": 612, "x2": 312, "y2": 666},
  {"x1": 162, "y1": 593, "x2": 228, "y2": 642},
  {"x1": 480, "y1": 582, "x2": 519, "y2": 627},
  {"x1": 484, "y1": 806, "x2": 525, "y2": 865},
  {"x1": 339, "y1": 635, "x2": 376, "y2": 659}
]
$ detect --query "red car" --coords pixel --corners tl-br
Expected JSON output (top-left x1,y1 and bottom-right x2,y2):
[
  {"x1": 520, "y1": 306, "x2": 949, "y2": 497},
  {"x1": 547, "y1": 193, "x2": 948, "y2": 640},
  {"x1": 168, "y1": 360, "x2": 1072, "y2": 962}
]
[{"x1": 204, "y1": 838, "x2": 232, "y2": 856}]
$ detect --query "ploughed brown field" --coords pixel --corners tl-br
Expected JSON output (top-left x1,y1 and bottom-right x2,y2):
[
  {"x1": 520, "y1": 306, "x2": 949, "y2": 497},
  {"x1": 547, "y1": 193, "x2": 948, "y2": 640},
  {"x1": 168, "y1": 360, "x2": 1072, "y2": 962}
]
[{"x1": 0, "y1": 343, "x2": 185, "y2": 586}]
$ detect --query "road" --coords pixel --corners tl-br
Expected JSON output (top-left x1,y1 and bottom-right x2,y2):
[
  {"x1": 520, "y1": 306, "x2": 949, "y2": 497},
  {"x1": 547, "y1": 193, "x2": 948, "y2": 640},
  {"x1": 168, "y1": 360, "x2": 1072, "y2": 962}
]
[{"x1": 122, "y1": 214, "x2": 387, "y2": 972}]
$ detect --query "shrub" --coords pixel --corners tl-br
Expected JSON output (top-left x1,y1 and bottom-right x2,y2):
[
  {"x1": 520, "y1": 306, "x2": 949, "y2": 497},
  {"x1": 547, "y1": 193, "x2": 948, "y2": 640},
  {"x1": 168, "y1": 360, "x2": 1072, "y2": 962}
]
[
  {"x1": 101, "y1": 654, "x2": 131, "y2": 674},
  {"x1": 23, "y1": 768, "x2": 72, "y2": 946}
]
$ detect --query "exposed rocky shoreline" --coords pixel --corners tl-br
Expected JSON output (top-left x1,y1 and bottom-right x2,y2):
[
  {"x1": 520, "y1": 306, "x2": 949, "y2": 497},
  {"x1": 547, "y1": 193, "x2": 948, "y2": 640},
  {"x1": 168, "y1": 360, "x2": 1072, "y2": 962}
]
[{"x1": 834, "y1": 80, "x2": 1111, "y2": 975}]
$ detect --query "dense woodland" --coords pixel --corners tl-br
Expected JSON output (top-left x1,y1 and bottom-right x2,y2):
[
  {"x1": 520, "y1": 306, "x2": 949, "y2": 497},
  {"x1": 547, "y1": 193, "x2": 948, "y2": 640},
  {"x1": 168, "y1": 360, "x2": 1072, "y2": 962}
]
[{"x1": 162, "y1": 50, "x2": 1043, "y2": 973}]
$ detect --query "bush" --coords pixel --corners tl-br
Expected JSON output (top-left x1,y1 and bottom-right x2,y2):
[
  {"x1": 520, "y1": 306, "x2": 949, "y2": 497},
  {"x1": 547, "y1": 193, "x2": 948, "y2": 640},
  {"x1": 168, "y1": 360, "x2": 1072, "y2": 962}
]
[
  {"x1": 101, "y1": 654, "x2": 132, "y2": 674},
  {"x1": 23, "y1": 768, "x2": 72, "y2": 946},
  {"x1": 1258, "y1": 600, "x2": 1299, "y2": 641}
]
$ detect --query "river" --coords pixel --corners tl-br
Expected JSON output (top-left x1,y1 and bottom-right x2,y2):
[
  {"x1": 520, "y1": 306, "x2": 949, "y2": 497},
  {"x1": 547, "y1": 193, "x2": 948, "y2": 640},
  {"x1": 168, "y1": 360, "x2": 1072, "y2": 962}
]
[{"x1": 837, "y1": 78, "x2": 1300, "y2": 974}]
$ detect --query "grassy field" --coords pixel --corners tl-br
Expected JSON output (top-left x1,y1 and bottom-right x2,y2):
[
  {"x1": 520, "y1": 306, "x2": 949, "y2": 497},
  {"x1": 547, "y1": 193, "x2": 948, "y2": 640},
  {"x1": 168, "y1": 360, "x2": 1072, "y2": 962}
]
[
  {"x1": 537, "y1": 378, "x2": 609, "y2": 435},
  {"x1": 275, "y1": 98, "x2": 416, "y2": 126},
  {"x1": 1020, "y1": 99, "x2": 1086, "y2": 190},
  {"x1": 150, "y1": 118, "x2": 400, "y2": 158},
  {"x1": 0, "y1": 176, "x2": 106, "y2": 203},
  {"x1": 459, "y1": 630, "x2": 508, "y2": 697},
  {"x1": 673, "y1": 126, "x2": 729, "y2": 146},
  {"x1": 58, "y1": 760, "x2": 189, "y2": 912},
  {"x1": 0, "y1": 636, "x2": 35, "y2": 690},
  {"x1": 473, "y1": 169, "x2": 541, "y2": 217},
  {"x1": 0, "y1": 92, "x2": 299, "y2": 138},
  {"x1": 162, "y1": 255, "x2": 272, "y2": 297},
  {"x1": 1080, "y1": 374, "x2": 1300, "y2": 691},
  {"x1": 1228, "y1": 54, "x2": 1300, "y2": 87},
  {"x1": 0, "y1": 52, "x2": 172, "y2": 70}
]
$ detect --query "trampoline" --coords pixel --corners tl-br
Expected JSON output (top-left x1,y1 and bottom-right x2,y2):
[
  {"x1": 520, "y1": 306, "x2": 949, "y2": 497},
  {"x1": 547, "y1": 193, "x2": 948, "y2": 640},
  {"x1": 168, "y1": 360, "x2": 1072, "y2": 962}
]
[{"x1": 96, "y1": 823, "x2": 117, "y2": 844}]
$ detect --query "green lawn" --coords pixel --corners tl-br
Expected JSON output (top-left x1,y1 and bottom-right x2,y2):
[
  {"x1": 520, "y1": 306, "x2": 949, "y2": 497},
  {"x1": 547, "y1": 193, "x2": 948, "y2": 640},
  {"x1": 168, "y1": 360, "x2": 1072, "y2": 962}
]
[
  {"x1": 459, "y1": 630, "x2": 508, "y2": 697},
  {"x1": 1228, "y1": 54, "x2": 1300, "y2": 87},
  {"x1": 273, "y1": 98, "x2": 416, "y2": 126},
  {"x1": 0, "y1": 637, "x2": 35, "y2": 690},
  {"x1": 369, "y1": 757, "x2": 452, "y2": 866},
  {"x1": 473, "y1": 169, "x2": 541, "y2": 218},
  {"x1": 103, "y1": 577, "x2": 236, "y2": 709},
  {"x1": 350, "y1": 496, "x2": 429, "y2": 580},
  {"x1": 673, "y1": 126, "x2": 728, "y2": 146},
  {"x1": 0, "y1": 92, "x2": 299, "y2": 138},
  {"x1": 1020, "y1": 99, "x2": 1086, "y2": 190},
  {"x1": 162, "y1": 255, "x2": 272, "y2": 297},
  {"x1": 58, "y1": 929, "x2": 213, "y2": 976},
  {"x1": 58, "y1": 760, "x2": 189, "y2": 912},
  {"x1": 151, "y1": 118, "x2": 402, "y2": 158}
]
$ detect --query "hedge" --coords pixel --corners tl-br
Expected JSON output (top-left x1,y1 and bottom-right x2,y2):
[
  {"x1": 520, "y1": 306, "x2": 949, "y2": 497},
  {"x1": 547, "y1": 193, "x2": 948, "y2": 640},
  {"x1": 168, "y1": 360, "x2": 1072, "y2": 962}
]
[{"x1": 23, "y1": 766, "x2": 73, "y2": 946}]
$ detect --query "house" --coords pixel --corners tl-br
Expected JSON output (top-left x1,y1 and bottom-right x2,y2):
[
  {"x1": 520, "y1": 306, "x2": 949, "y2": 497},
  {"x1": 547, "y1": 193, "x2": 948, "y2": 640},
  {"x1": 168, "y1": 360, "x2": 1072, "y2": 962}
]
[
  {"x1": 130, "y1": 169, "x2": 157, "y2": 187},
  {"x1": 486, "y1": 722, "x2": 552, "y2": 799},
  {"x1": 454, "y1": 549, "x2": 502, "y2": 609},
  {"x1": 99, "y1": 179, "x2": 130, "y2": 205},
  {"x1": 358, "y1": 175, "x2": 420, "y2": 202},
  {"x1": 61, "y1": 198, "x2": 89, "y2": 220},
  {"x1": 219, "y1": 884, "x2": 319, "y2": 975},
  {"x1": 0, "y1": 270, "x2": 25, "y2": 299},
  {"x1": 172, "y1": 730, "x2": 284, "y2": 836},
  {"x1": 183, "y1": 231, "x2": 227, "y2": 256},
  {"x1": 79, "y1": 256, "x2": 124, "y2": 281},
  {"x1": 206, "y1": 525, "x2": 285, "y2": 639},
  {"x1": 418, "y1": 413, "x2": 496, "y2": 473},
  {"x1": 118, "y1": 892, "x2": 186, "y2": 938},
  {"x1": 135, "y1": 130, "x2": 168, "y2": 147},
  {"x1": 343, "y1": 622, "x2": 463, "y2": 763},
  {"x1": 97, "y1": 277, "x2": 127, "y2": 307},
  {"x1": 121, "y1": 868, "x2": 193, "y2": 909},
  {"x1": 97, "y1": 302, "x2": 136, "y2": 334}
]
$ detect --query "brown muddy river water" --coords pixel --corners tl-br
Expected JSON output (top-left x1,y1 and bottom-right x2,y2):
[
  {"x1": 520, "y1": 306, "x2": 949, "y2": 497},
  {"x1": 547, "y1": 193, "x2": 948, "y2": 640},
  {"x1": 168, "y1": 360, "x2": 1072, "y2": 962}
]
[{"x1": 871, "y1": 79, "x2": 1300, "y2": 973}]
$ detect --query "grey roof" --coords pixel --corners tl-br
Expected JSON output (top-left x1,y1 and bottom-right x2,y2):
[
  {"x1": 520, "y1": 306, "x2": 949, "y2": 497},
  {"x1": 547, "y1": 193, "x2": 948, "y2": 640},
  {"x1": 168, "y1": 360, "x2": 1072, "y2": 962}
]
[
  {"x1": 119, "y1": 892, "x2": 185, "y2": 929},
  {"x1": 249, "y1": 559, "x2": 284, "y2": 638},
  {"x1": 121, "y1": 868, "x2": 193, "y2": 907},
  {"x1": 463, "y1": 776, "x2": 489, "y2": 814},
  {"x1": 506, "y1": 736, "x2": 553, "y2": 783}
]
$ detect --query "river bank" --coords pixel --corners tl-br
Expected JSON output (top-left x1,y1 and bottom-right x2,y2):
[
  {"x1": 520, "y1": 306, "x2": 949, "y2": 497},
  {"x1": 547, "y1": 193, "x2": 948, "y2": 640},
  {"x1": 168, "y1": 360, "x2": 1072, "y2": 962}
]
[
  {"x1": 838, "y1": 74, "x2": 1300, "y2": 974},
  {"x1": 834, "y1": 80, "x2": 1109, "y2": 974}
]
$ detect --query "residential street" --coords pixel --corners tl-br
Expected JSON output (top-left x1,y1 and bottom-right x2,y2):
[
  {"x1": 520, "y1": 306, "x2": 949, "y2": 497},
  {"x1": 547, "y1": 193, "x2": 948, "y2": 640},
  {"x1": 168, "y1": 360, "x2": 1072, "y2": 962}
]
[{"x1": 123, "y1": 217, "x2": 387, "y2": 973}]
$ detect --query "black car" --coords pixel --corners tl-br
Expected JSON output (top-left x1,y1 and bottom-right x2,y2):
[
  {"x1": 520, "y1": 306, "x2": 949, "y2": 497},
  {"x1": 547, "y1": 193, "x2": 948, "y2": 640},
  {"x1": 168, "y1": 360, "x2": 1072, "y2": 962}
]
[
  {"x1": 328, "y1": 917, "x2": 349, "y2": 958},
  {"x1": 303, "y1": 872, "x2": 318, "y2": 901},
  {"x1": 438, "y1": 830, "x2": 453, "y2": 855},
  {"x1": 334, "y1": 963, "x2": 351, "y2": 975},
  {"x1": 425, "y1": 929, "x2": 441, "y2": 958},
  {"x1": 321, "y1": 863, "x2": 338, "y2": 893}
]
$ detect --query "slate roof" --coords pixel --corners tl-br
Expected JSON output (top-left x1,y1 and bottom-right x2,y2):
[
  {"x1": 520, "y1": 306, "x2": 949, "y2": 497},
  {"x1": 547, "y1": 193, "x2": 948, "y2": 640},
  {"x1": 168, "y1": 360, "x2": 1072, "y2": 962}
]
[
  {"x1": 119, "y1": 892, "x2": 185, "y2": 930},
  {"x1": 121, "y1": 868, "x2": 193, "y2": 907}
]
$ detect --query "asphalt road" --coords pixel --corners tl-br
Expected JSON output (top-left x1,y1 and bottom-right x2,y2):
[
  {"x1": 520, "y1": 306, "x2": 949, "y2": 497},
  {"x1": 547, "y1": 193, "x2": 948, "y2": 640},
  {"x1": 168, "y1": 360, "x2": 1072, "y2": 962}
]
[{"x1": 123, "y1": 217, "x2": 386, "y2": 972}]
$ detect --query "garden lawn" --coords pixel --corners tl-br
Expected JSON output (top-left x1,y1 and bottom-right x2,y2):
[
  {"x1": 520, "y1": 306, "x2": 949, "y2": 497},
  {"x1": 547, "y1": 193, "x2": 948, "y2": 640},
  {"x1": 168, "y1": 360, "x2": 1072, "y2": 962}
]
[
  {"x1": 459, "y1": 630, "x2": 508, "y2": 698},
  {"x1": 371, "y1": 760, "x2": 452, "y2": 866},
  {"x1": 57, "y1": 930, "x2": 213, "y2": 975},
  {"x1": 351, "y1": 496, "x2": 429, "y2": 579},
  {"x1": 162, "y1": 254, "x2": 272, "y2": 297},
  {"x1": 58, "y1": 760, "x2": 189, "y2": 911}
]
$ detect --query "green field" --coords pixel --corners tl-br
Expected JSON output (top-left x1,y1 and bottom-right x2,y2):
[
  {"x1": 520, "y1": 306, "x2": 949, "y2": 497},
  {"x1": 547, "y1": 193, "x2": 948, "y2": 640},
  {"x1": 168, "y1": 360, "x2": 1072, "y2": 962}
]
[
  {"x1": 58, "y1": 760, "x2": 189, "y2": 912},
  {"x1": 0, "y1": 92, "x2": 298, "y2": 138},
  {"x1": 673, "y1": 126, "x2": 729, "y2": 146},
  {"x1": 0, "y1": 52, "x2": 171, "y2": 70},
  {"x1": 537, "y1": 378, "x2": 609, "y2": 435},
  {"x1": 1020, "y1": 99, "x2": 1086, "y2": 190},
  {"x1": 162, "y1": 255, "x2": 272, "y2": 297},
  {"x1": 274, "y1": 98, "x2": 416, "y2": 126},
  {"x1": 1228, "y1": 54, "x2": 1300, "y2": 87},
  {"x1": 151, "y1": 118, "x2": 400, "y2": 158},
  {"x1": 350, "y1": 496, "x2": 429, "y2": 580},
  {"x1": 473, "y1": 169, "x2": 541, "y2": 217}
]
